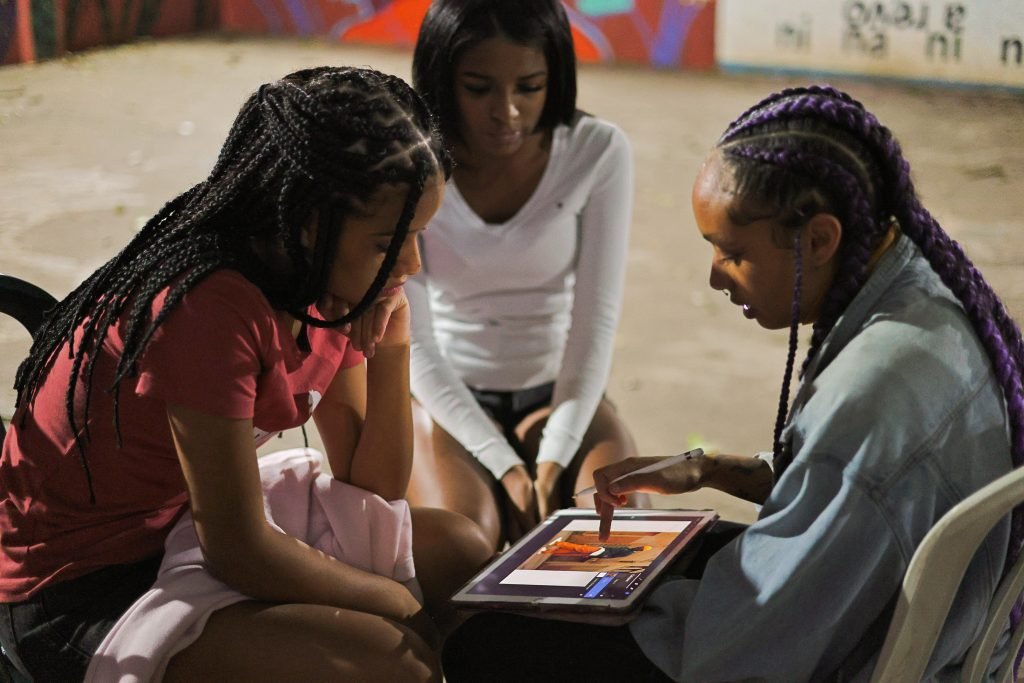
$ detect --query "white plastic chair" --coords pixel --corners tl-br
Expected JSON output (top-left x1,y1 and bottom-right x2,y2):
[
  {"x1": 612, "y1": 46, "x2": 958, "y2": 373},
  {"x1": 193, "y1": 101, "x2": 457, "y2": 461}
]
[{"x1": 870, "y1": 465, "x2": 1024, "y2": 683}]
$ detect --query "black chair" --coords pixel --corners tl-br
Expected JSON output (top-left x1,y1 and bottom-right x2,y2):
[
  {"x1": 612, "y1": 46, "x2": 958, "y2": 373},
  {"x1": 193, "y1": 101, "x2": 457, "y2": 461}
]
[
  {"x1": 0, "y1": 276, "x2": 56, "y2": 339},
  {"x1": 0, "y1": 274, "x2": 57, "y2": 445},
  {"x1": 0, "y1": 274, "x2": 56, "y2": 683}
]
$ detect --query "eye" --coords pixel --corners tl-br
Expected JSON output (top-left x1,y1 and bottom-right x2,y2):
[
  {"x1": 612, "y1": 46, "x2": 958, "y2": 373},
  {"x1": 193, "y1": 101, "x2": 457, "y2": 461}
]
[
  {"x1": 717, "y1": 252, "x2": 742, "y2": 266},
  {"x1": 517, "y1": 83, "x2": 545, "y2": 94},
  {"x1": 462, "y1": 84, "x2": 489, "y2": 96}
]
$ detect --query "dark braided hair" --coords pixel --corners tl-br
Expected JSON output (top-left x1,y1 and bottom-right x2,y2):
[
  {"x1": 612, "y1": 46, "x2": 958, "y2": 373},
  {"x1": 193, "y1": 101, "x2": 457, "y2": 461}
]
[
  {"x1": 716, "y1": 84, "x2": 1024, "y2": 616},
  {"x1": 14, "y1": 66, "x2": 452, "y2": 502}
]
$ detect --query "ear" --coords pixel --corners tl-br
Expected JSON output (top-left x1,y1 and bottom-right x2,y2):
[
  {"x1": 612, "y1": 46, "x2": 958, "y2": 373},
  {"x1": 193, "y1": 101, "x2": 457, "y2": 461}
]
[
  {"x1": 805, "y1": 212, "x2": 842, "y2": 267},
  {"x1": 300, "y1": 210, "x2": 319, "y2": 251}
]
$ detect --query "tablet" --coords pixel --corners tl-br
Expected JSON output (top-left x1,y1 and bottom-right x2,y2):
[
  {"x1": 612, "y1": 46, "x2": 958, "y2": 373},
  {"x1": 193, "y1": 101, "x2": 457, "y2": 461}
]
[{"x1": 449, "y1": 508, "x2": 719, "y2": 623}]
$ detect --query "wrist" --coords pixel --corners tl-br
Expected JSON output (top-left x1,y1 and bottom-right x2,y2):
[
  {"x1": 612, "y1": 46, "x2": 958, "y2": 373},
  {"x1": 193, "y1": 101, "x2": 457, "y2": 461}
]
[
  {"x1": 695, "y1": 451, "x2": 716, "y2": 489},
  {"x1": 365, "y1": 340, "x2": 410, "y2": 365}
]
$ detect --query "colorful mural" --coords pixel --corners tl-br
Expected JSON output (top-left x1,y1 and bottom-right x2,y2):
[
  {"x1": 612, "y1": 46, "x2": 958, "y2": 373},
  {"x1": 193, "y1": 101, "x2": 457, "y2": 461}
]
[
  {"x1": 2, "y1": 0, "x2": 216, "y2": 64},
  {"x1": 2, "y1": 0, "x2": 714, "y2": 68},
  {"x1": 217, "y1": 0, "x2": 716, "y2": 69}
]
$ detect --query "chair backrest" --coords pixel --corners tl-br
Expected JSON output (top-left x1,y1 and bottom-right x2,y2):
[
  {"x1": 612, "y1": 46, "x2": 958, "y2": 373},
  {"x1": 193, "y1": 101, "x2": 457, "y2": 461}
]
[
  {"x1": 0, "y1": 274, "x2": 58, "y2": 445},
  {"x1": 869, "y1": 465, "x2": 1024, "y2": 683}
]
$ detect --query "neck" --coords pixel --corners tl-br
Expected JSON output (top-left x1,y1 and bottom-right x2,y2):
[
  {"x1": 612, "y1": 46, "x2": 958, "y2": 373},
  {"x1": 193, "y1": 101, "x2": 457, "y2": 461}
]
[
  {"x1": 454, "y1": 130, "x2": 550, "y2": 179},
  {"x1": 865, "y1": 223, "x2": 900, "y2": 275}
]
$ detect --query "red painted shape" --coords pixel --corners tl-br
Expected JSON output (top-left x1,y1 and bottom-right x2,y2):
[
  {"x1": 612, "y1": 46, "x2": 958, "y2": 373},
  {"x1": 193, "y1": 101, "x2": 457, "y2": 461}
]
[
  {"x1": 341, "y1": 0, "x2": 429, "y2": 47},
  {"x1": 680, "y1": 1, "x2": 715, "y2": 69},
  {"x1": 571, "y1": 24, "x2": 601, "y2": 63}
]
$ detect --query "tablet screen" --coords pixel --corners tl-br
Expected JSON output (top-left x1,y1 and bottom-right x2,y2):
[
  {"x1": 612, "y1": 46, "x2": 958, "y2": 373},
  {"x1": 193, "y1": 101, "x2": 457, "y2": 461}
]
[{"x1": 451, "y1": 509, "x2": 718, "y2": 611}]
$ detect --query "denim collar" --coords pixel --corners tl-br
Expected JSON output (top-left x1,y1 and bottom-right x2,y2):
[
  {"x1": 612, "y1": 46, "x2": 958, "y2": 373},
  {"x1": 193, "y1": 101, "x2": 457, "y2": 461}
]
[{"x1": 787, "y1": 234, "x2": 916, "y2": 423}]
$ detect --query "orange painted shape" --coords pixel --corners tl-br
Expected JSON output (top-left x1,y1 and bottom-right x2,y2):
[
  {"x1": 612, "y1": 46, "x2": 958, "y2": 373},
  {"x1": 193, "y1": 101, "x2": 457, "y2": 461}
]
[{"x1": 571, "y1": 24, "x2": 601, "y2": 63}]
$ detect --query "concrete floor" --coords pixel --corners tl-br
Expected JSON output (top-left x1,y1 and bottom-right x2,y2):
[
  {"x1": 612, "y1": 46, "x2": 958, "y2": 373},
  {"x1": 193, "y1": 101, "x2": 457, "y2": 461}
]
[{"x1": 1, "y1": 35, "x2": 1023, "y2": 523}]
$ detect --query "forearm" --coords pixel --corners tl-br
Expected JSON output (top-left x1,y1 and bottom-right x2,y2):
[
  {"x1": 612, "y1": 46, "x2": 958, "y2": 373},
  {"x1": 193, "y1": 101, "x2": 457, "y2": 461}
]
[
  {"x1": 202, "y1": 521, "x2": 416, "y2": 621},
  {"x1": 410, "y1": 339, "x2": 522, "y2": 479},
  {"x1": 699, "y1": 453, "x2": 773, "y2": 504},
  {"x1": 349, "y1": 343, "x2": 413, "y2": 500}
]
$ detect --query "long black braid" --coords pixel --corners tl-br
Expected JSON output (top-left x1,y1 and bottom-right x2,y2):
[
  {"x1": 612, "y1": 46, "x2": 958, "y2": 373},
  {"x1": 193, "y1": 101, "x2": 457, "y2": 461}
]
[{"x1": 14, "y1": 66, "x2": 452, "y2": 503}]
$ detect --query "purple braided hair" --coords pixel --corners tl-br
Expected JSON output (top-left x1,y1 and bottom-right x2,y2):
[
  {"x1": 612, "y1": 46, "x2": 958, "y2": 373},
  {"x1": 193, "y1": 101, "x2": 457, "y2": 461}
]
[{"x1": 717, "y1": 83, "x2": 1024, "y2": 646}]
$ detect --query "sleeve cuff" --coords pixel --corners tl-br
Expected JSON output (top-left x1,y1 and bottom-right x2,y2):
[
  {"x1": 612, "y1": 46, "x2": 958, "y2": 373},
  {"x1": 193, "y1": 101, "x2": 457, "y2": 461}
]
[
  {"x1": 754, "y1": 450, "x2": 775, "y2": 471},
  {"x1": 536, "y1": 434, "x2": 583, "y2": 470},
  {"x1": 475, "y1": 441, "x2": 524, "y2": 481}
]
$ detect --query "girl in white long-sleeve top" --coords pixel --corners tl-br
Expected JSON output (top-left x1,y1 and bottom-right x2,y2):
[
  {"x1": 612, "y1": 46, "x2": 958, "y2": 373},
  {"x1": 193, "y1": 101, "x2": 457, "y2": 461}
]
[{"x1": 405, "y1": 0, "x2": 642, "y2": 552}]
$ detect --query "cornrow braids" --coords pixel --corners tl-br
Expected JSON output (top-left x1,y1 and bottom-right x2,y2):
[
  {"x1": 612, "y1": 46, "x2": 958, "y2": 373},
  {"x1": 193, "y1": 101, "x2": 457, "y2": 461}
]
[
  {"x1": 14, "y1": 66, "x2": 452, "y2": 503},
  {"x1": 717, "y1": 84, "x2": 1024, "y2": 620}
]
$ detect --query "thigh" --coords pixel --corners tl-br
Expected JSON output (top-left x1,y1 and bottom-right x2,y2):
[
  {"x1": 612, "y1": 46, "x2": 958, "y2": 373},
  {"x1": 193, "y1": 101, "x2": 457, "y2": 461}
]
[
  {"x1": 518, "y1": 398, "x2": 640, "y2": 507},
  {"x1": 164, "y1": 600, "x2": 439, "y2": 683},
  {"x1": 441, "y1": 612, "x2": 673, "y2": 683},
  {"x1": 411, "y1": 507, "x2": 493, "y2": 613},
  {"x1": 0, "y1": 556, "x2": 161, "y2": 683},
  {"x1": 409, "y1": 400, "x2": 504, "y2": 549}
]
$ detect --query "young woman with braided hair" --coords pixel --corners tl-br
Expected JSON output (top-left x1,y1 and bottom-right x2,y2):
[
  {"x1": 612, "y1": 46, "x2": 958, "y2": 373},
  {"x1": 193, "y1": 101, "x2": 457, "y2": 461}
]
[
  {"x1": 0, "y1": 66, "x2": 492, "y2": 682},
  {"x1": 405, "y1": 0, "x2": 642, "y2": 554},
  {"x1": 440, "y1": 85, "x2": 1023, "y2": 682}
]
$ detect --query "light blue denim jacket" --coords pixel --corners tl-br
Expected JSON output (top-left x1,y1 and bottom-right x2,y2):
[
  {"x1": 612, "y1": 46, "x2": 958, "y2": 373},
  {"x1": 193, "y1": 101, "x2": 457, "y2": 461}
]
[{"x1": 631, "y1": 235, "x2": 1013, "y2": 682}]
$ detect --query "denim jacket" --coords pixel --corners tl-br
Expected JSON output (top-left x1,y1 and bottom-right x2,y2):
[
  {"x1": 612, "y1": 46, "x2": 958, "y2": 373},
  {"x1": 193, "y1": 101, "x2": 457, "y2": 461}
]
[{"x1": 631, "y1": 235, "x2": 1013, "y2": 682}]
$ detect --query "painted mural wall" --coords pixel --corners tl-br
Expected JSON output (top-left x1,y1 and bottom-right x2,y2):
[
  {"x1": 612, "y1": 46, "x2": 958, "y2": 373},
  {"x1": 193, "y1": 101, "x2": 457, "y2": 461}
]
[
  {"x1": 2, "y1": 0, "x2": 715, "y2": 68},
  {"x1": 2, "y1": 0, "x2": 216, "y2": 64},
  {"x1": 217, "y1": 0, "x2": 715, "y2": 70},
  {"x1": 716, "y1": 0, "x2": 1024, "y2": 89}
]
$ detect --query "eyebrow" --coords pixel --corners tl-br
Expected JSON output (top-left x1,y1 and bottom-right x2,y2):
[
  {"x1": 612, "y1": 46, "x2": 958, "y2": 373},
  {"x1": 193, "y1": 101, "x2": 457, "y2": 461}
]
[
  {"x1": 370, "y1": 224, "x2": 427, "y2": 238},
  {"x1": 459, "y1": 70, "x2": 547, "y2": 80}
]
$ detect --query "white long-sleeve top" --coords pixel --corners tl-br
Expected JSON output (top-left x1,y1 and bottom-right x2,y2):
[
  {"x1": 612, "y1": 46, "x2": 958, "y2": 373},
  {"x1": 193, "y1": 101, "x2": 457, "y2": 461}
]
[{"x1": 407, "y1": 115, "x2": 634, "y2": 479}]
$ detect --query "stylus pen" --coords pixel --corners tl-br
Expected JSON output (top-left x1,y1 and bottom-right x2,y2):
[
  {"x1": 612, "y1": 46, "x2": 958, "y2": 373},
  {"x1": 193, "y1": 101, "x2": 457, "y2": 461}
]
[{"x1": 572, "y1": 448, "x2": 705, "y2": 498}]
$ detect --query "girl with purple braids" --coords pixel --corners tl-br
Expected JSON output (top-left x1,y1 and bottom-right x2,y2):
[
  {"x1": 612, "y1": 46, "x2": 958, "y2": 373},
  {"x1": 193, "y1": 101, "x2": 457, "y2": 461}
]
[{"x1": 439, "y1": 85, "x2": 1023, "y2": 682}]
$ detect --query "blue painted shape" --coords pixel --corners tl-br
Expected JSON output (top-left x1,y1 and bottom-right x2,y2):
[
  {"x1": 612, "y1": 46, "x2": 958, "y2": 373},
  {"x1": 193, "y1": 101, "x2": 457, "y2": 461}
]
[
  {"x1": 577, "y1": 0, "x2": 633, "y2": 17},
  {"x1": 283, "y1": 0, "x2": 320, "y2": 35},
  {"x1": 584, "y1": 575, "x2": 615, "y2": 598},
  {"x1": 651, "y1": 2, "x2": 699, "y2": 68},
  {"x1": 562, "y1": 4, "x2": 615, "y2": 60}
]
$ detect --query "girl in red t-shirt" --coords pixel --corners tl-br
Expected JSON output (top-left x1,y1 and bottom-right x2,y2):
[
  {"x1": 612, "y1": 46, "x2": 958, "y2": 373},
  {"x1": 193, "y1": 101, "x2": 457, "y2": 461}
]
[{"x1": 0, "y1": 66, "x2": 491, "y2": 682}]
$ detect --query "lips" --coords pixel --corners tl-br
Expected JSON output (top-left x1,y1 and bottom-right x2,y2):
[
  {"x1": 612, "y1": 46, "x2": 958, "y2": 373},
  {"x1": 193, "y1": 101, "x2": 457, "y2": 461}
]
[
  {"x1": 378, "y1": 283, "x2": 404, "y2": 298},
  {"x1": 489, "y1": 129, "x2": 522, "y2": 145}
]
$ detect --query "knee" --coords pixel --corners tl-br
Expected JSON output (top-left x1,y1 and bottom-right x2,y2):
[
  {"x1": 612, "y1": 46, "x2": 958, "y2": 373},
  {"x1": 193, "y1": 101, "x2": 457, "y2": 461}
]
[
  {"x1": 450, "y1": 511, "x2": 495, "y2": 570},
  {"x1": 427, "y1": 508, "x2": 493, "y2": 574},
  {"x1": 380, "y1": 633, "x2": 442, "y2": 683}
]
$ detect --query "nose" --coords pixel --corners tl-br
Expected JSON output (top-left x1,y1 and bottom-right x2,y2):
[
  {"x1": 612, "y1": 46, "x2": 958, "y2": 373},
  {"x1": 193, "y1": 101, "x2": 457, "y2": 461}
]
[
  {"x1": 490, "y1": 89, "x2": 519, "y2": 124},
  {"x1": 708, "y1": 260, "x2": 730, "y2": 294},
  {"x1": 396, "y1": 234, "x2": 422, "y2": 277}
]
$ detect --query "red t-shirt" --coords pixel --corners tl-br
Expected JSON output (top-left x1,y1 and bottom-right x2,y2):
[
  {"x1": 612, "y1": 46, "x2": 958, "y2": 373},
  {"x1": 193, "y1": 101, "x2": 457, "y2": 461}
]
[{"x1": 0, "y1": 270, "x2": 362, "y2": 600}]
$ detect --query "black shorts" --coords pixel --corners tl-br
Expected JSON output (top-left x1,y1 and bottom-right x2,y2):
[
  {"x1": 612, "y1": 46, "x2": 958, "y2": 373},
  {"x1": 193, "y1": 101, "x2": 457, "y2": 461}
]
[
  {"x1": 468, "y1": 382, "x2": 555, "y2": 453},
  {"x1": 0, "y1": 555, "x2": 161, "y2": 682}
]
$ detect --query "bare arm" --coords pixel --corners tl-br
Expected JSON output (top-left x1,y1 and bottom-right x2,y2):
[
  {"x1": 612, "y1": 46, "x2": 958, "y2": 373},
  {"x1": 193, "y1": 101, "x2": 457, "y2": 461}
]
[
  {"x1": 166, "y1": 403, "x2": 423, "y2": 624},
  {"x1": 593, "y1": 451, "x2": 773, "y2": 539},
  {"x1": 314, "y1": 344, "x2": 413, "y2": 500},
  {"x1": 699, "y1": 453, "x2": 773, "y2": 504},
  {"x1": 314, "y1": 289, "x2": 414, "y2": 500}
]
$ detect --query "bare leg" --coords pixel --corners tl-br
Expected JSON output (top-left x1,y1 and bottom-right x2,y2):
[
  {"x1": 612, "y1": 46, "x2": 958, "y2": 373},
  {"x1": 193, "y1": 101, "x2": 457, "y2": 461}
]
[
  {"x1": 408, "y1": 400, "x2": 505, "y2": 550},
  {"x1": 518, "y1": 398, "x2": 648, "y2": 509},
  {"x1": 410, "y1": 506, "x2": 493, "y2": 641},
  {"x1": 411, "y1": 506, "x2": 492, "y2": 611},
  {"x1": 163, "y1": 601, "x2": 440, "y2": 682}
]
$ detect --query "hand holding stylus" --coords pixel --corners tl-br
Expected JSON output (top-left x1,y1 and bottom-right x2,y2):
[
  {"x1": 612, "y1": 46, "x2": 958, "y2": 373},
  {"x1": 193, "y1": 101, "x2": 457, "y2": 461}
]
[{"x1": 585, "y1": 449, "x2": 705, "y2": 540}]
